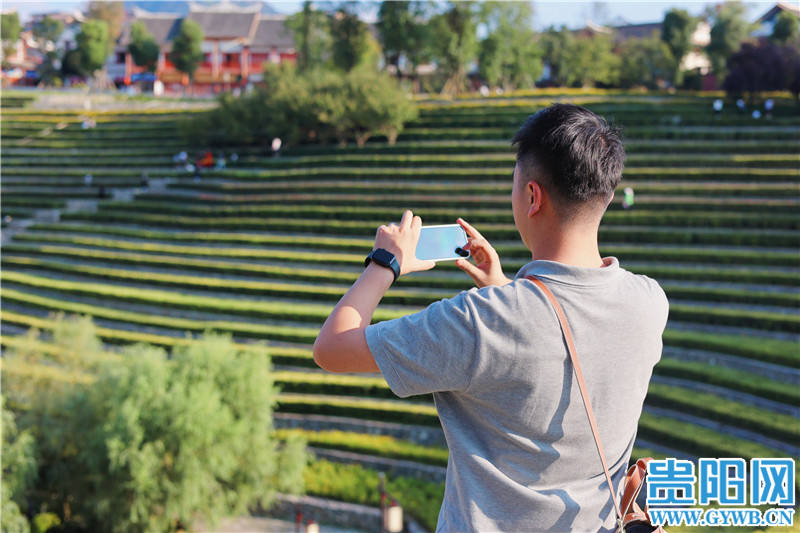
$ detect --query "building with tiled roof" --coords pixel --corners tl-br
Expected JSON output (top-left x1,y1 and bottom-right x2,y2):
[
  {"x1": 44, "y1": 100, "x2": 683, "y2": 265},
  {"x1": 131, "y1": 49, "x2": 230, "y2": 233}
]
[{"x1": 108, "y1": 1, "x2": 296, "y2": 93}]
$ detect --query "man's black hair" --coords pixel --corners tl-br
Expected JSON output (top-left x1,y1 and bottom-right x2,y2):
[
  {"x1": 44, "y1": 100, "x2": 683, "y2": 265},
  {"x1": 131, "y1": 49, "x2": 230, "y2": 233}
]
[{"x1": 511, "y1": 103, "x2": 625, "y2": 222}]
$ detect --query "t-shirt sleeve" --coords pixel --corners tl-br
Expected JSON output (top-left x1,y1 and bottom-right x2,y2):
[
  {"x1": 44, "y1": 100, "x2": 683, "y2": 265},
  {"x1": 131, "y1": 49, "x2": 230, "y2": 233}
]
[{"x1": 364, "y1": 289, "x2": 478, "y2": 398}]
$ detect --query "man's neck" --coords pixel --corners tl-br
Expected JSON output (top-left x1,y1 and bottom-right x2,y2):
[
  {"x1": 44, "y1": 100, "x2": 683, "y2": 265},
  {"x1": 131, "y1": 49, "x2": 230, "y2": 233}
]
[{"x1": 528, "y1": 227, "x2": 605, "y2": 268}]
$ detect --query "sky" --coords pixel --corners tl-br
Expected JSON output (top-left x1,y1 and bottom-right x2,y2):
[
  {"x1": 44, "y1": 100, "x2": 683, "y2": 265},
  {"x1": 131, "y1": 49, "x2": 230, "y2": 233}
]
[{"x1": 3, "y1": 0, "x2": 778, "y2": 30}]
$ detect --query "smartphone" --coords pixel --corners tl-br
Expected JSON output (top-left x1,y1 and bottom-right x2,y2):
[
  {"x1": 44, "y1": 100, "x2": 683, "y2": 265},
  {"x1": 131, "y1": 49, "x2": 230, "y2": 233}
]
[{"x1": 416, "y1": 224, "x2": 470, "y2": 261}]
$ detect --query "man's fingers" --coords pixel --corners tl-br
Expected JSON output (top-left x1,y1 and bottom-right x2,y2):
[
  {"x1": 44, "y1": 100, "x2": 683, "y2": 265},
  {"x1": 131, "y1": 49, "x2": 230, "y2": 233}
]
[
  {"x1": 457, "y1": 217, "x2": 484, "y2": 240},
  {"x1": 456, "y1": 258, "x2": 483, "y2": 282},
  {"x1": 400, "y1": 209, "x2": 413, "y2": 230}
]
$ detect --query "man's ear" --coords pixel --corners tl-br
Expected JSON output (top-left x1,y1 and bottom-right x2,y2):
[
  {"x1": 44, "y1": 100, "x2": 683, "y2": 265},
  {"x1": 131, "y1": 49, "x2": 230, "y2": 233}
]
[{"x1": 527, "y1": 180, "x2": 543, "y2": 218}]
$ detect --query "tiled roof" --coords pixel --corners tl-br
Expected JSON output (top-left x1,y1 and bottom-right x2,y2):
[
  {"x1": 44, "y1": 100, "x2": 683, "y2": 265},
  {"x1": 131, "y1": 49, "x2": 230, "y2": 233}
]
[
  {"x1": 120, "y1": 11, "x2": 181, "y2": 47},
  {"x1": 251, "y1": 17, "x2": 294, "y2": 50},
  {"x1": 185, "y1": 9, "x2": 258, "y2": 39}
]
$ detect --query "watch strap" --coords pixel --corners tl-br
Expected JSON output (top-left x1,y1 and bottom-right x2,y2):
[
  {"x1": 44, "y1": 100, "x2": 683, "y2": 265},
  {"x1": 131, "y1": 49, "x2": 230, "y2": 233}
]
[{"x1": 365, "y1": 248, "x2": 400, "y2": 281}]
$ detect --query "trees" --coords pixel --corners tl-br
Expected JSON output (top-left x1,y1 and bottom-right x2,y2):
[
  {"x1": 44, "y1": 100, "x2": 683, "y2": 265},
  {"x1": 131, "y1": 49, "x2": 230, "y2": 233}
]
[
  {"x1": 562, "y1": 33, "x2": 620, "y2": 87},
  {"x1": 87, "y1": 0, "x2": 125, "y2": 43},
  {"x1": 771, "y1": 11, "x2": 799, "y2": 45},
  {"x1": 618, "y1": 32, "x2": 673, "y2": 89},
  {"x1": 128, "y1": 21, "x2": 160, "y2": 72},
  {"x1": 330, "y1": 3, "x2": 375, "y2": 72},
  {"x1": 722, "y1": 41, "x2": 790, "y2": 101},
  {"x1": 1, "y1": 314, "x2": 309, "y2": 533},
  {"x1": 661, "y1": 8, "x2": 697, "y2": 85},
  {"x1": 1, "y1": 11, "x2": 21, "y2": 67},
  {"x1": 706, "y1": 1, "x2": 752, "y2": 78},
  {"x1": 33, "y1": 15, "x2": 63, "y2": 44},
  {"x1": 429, "y1": 2, "x2": 479, "y2": 95},
  {"x1": 286, "y1": 1, "x2": 333, "y2": 71},
  {"x1": 377, "y1": 1, "x2": 431, "y2": 76},
  {"x1": 538, "y1": 26, "x2": 574, "y2": 86},
  {"x1": 170, "y1": 19, "x2": 204, "y2": 84},
  {"x1": 185, "y1": 65, "x2": 417, "y2": 148},
  {"x1": 76, "y1": 19, "x2": 111, "y2": 74},
  {"x1": 477, "y1": 1, "x2": 542, "y2": 91},
  {"x1": 1, "y1": 399, "x2": 36, "y2": 533}
]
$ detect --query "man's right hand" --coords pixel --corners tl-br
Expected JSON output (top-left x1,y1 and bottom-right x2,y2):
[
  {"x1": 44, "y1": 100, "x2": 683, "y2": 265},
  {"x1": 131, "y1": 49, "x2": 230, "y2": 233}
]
[{"x1": 455, "y1": 218, "x2": 512, "y2": 288}]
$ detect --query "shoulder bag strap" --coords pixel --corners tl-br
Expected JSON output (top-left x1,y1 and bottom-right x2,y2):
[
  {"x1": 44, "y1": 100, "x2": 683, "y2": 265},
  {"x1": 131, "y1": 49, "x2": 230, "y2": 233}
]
[{"x1": 525, "y1": 275, "x2": 623, "y2": 531}]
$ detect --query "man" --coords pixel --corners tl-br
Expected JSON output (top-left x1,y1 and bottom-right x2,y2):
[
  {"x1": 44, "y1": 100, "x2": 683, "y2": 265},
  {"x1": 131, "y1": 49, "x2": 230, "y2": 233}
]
[{"x1": 314, "y1": 104, "x2": 669, "y2": 532}]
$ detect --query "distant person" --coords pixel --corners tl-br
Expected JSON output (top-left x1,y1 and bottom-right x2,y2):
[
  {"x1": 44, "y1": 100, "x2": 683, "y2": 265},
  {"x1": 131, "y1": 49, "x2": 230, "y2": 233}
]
[
  {"x1": 736, "y1": 98, "x2": 746, "y2": 113},
  {"x1": 271, "y1": 137, "x2": 282, "y2": 157},
  {"x1": 230, "y1": 152, "x2": 239, "y2": 164},
  {"x1": 764, "y1": 98, "x2": 774, "y2": 119},
  {"x1": 622, "y1": 186, "x2": 635, "y2": 210},
  {"x1": 140, "y1": 171, "x2": 149, "y2": 188},
  {"x1": 84, "y1": 174, "x2": 93, "y2": 187},
  {"x1": 713, "y1": 99, "x2": 723, "y2": 118},
  {"x1": 175, "y1": 151, "x2": 188, "y2": 167},
  {"x1": 198, "y1": 150, "x2": 214, "y2": 168},
  {"x1": 752, "y1": 110, "x2": 761, "y2": 119},
  {"x1": 480, "y1": 85, "x2": 490, "y2": 97},
  {"x1": 215, "y1": 153, "x2": 227, "y2": 170},
  {"x1": 97, "y1": 185, "x2": 107, "y2": 199},
  {"x1": 313, "y1": 104, "x2": 669, "y2": 533}
]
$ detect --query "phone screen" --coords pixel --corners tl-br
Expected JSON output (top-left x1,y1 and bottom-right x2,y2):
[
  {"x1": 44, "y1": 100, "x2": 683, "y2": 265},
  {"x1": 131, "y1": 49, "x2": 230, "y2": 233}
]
[{"x1": 415, "y1": 224, "x2": 470, "y2": 261}]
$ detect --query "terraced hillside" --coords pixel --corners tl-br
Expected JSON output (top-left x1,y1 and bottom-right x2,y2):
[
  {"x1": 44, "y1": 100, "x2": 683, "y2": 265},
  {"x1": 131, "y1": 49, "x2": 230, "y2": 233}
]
[{"x1": 1, "y1": 94, "x2": 798, "y2": 529}]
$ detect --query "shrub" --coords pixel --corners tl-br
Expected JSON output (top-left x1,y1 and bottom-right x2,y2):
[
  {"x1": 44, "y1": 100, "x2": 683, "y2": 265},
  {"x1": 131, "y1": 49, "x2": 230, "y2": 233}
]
[
  {"x1": 182, "y1": 64, "x2": 417, "y2": 148},
  {"x1": 1, "y1": 314, "x2": 309, "y2": 533}
]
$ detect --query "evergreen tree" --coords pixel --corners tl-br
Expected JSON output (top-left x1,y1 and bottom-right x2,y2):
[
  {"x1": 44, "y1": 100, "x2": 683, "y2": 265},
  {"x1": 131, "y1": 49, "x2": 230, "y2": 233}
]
[
  {"x1": 128, "y1": 21, "x2": 160, "y2": 73},
  {"x1": 76, "y1": 19, "x2": 110, "y2": 74},
  {"x1": 171, "y1": 19, "x2": 204, "y2": 85},
  {"x1": 706, "y1": 1, "x2": 753, "y2": 78},
  {"x1": 477, "y1": 1, "x2": 542, "y2": 91},
  {"x1": 661, "y1": 8, "x2": 697, "y2": 86}
]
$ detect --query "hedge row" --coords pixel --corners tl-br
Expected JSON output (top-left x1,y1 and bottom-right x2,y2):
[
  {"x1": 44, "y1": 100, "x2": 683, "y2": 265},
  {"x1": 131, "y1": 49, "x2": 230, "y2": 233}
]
[
  {"x1": 5, "y1": 152, "x2": 797, "y2": 170},
  {"x1": 645, "y1": 383, "x2": 799, "y2": 446},
  {"x1": 11, "y1": 229, "x2": 800, "y2": 269},
  {"x1": 395, "y1": 127, "x2": 800, "y2": 142},
  {"x1": 116, "y1": 193, "x2": 800, "y2": 214},
  {"x1": 277, "y1": 139, "x2": 800, "y2": 156},
  {"x1": 56, "y1": 212, "x2": 800, "y2": 247},
  {"x1": 637, "y1": 412, "x2": 796, "y2": 475},
  {"x1": 662, "y1": 329, "x2": 799, "y2": 368},
  {"x1": 0, "y1": 310, "x2": 312, "y2": 365},
  {"x1": 274, "y1": 371, "x2": 799, "y2": 446},
  {"x1": 303, "y1": 459, "x2": 443, "y2": 531},
  {"x1": 4, "y1": 268, "x2": 798, "y2": 350},
  {"x1": 653, "y1": 357, "x2": 799, "y2": 407},
  {"x1": 1, "y1": 139, "x2": 187, "y2": 150},
  {"x1": 6, "y1": 164, "x2": 797, "y2": 182},
  {"x1": 278, "y1": 429, "x2": 448, "y2": 467},
  {"x1": 99, "y1": 201, "x2": 800, "y2": 230},
  {"x1": 275, "y1": 394, "x2": 793, "y2": 470},
  {"x1": 0, "y1": 287, "x2": 321, "y2": 344},
  {"x1": 5, "y1": 255, "x2": 797, "y2": 311},
  {"x1": 165, "y1": 180, "x2": 798, "y2": 199}
]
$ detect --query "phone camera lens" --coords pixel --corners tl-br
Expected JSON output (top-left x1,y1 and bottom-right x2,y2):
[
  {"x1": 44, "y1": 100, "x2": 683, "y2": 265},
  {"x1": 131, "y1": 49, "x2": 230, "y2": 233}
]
[{"x1": 455, "y1": 247, "x2": 469, "y2": 257}]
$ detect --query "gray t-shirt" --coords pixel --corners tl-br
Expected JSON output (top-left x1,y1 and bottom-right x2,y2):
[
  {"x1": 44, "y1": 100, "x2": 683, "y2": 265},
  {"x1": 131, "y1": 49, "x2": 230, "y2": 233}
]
[{"x1": 364, "y1": 256, "x2": 669, "y2": 533}]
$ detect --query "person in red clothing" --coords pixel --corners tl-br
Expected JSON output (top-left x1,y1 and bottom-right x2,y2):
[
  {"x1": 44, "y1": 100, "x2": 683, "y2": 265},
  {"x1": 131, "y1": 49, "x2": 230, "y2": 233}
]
[{"x1": 198, "y1": 150, "x2": 214, "y2": 168}]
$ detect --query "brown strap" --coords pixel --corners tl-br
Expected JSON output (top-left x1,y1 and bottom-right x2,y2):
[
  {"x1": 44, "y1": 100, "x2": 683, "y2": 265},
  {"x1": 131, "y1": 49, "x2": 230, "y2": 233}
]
[{"x1": 526, "y1": 275, "x2": 623, "y2": 528}]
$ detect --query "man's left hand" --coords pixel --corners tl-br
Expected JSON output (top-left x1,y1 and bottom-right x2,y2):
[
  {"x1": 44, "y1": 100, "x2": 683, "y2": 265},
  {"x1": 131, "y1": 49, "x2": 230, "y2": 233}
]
[{"x1": 373, "y1": 209, "x2": 436, "y2": 277}]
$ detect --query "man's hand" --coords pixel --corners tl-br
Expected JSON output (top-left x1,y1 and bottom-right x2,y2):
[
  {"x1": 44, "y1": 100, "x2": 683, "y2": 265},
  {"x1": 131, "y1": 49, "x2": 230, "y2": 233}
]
[
  {"x1": 455, "y1": 217, "x2": 512, "y2": 288},
  {"x1": 374, "y1": 209, "x2": 436, "y2": 277}
]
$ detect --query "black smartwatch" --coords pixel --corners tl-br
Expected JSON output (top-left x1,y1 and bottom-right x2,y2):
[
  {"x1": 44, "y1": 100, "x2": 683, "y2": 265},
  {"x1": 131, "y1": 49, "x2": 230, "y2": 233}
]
[{"x1": 365, "y1": 248, "x2": 400, "y2": 282}]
